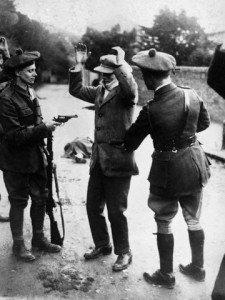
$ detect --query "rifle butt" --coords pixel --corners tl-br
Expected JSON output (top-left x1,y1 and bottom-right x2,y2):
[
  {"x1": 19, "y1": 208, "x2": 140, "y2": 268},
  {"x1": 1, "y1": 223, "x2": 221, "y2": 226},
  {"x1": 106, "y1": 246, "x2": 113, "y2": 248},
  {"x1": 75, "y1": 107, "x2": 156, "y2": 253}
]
[{"x1": 51, "y1": 220, "x2": 63, "y2": 246}]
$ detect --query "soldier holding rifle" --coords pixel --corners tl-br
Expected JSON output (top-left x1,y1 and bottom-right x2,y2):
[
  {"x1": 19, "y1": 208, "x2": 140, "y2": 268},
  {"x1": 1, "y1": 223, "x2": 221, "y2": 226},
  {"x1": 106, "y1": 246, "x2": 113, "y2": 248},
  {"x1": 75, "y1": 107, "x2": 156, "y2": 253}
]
[{"x1": 0, "y1": 49, "x2": 61, "y2": 262}]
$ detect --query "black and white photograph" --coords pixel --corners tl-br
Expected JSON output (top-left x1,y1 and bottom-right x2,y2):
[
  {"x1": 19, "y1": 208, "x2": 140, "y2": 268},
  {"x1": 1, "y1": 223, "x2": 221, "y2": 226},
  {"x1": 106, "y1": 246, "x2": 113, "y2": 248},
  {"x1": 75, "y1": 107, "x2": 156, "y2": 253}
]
[{"x1": 0, "y1": 0, "x2": 225, "y2": 299}]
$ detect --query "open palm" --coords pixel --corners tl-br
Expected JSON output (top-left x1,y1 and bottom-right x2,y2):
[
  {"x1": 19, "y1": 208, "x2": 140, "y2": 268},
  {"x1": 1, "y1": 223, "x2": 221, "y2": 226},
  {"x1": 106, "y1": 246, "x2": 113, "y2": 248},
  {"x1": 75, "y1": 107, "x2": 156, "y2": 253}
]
[{"x1": 74, "y1": 43, "x2": 88, "y2": 65}]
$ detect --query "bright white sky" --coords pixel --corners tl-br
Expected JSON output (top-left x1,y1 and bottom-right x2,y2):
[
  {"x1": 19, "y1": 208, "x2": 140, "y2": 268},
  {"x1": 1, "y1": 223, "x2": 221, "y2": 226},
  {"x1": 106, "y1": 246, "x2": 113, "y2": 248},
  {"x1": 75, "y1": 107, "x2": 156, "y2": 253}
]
[{"x1": 14, "y1": 0, "x2": 225, "y2": 35}]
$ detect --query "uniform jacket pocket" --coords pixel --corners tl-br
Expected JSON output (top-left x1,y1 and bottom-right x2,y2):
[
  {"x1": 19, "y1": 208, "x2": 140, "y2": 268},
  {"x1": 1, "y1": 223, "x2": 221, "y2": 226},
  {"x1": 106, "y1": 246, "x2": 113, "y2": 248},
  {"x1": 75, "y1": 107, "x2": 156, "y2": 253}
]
[
  {"x1": 149, "y1": 151, "x2": 172, "y2": 188},
  {"x1": 191, "y1": 146, "x2": 211, "y2": 186}
]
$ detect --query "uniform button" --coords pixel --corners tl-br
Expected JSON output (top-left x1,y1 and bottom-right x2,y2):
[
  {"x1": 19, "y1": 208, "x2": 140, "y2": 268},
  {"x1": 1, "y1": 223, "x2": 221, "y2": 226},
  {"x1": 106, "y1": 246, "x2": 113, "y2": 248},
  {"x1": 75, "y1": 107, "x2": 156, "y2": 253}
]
[
  {"x1": 99, "y1": 113, "x2": 103, "y2": 117},
  {"x1": 96, "y1": 127, "x2": 101, "y2": 131}
]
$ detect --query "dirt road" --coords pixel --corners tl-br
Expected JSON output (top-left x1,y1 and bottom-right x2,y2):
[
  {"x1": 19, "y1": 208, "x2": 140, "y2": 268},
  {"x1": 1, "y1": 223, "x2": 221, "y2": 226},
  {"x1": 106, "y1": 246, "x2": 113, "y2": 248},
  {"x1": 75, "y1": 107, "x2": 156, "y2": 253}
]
[{"x1": 0, "y1": 84, "x2": 224, "y2": 300}]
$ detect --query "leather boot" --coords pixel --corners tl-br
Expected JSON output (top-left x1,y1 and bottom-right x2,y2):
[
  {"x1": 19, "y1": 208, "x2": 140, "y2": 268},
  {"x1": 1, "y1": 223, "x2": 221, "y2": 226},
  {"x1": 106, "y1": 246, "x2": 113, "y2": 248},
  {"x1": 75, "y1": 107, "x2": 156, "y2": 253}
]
[
  {"x1": 9, "y1": 206, "x2": 24, "y2": 240},
  {"x1": 84, "y1": 244, "x2": 112, "y2": 260},
  {"x1": 179, "y1": 229, "x2": 205, "y2": 281},
  {"x1": 12, "y1": 240, "x2": 35, "y2": 262},
  {"x1": 30, "y1": 202, "x2": 45, "y2": 236},
  {"x1": 32, "y1": 236, "x2": 61, "y2": 253},
  {"x1": 157, "y1": 233, "x2": 174, "y2": 274},
  {"x1": 143, "y1": 233, "x2": 175, "y2": 289},
  {"x1": 112, "y1": 250, "x2": 132, "y2": 272},
  {"x1": 31, "y1": 203, "x2": 61, "y2": 253}
]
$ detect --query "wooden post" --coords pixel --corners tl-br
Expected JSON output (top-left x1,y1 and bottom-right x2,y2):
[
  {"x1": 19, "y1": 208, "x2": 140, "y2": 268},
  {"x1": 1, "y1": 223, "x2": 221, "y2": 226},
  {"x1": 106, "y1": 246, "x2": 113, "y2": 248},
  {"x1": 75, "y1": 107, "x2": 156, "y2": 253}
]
[{"x1": 222, "y1": 120, "x2": 225, "y2": 150}]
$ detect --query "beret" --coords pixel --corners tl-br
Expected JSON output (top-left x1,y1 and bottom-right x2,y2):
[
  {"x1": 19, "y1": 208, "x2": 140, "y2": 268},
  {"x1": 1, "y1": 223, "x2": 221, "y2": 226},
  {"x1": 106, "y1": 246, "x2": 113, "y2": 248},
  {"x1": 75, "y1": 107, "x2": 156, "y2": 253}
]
[
  {"x1": 3, "y1": 48, "x2": 40, "y2": 69},
  {"x1": 132, "y1": 48, "x2": 176, "y2": 72}
]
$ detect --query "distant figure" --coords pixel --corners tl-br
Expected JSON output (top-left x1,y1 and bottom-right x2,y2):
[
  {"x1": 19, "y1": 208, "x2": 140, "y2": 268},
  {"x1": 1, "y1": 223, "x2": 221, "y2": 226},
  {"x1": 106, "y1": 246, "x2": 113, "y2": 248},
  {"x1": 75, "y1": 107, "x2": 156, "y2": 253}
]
[
  {"x1": 124, "y1": 48, "x2": 211, "y2": 289},
  {"x1": 207, "y1": 44, "x2": 225, "y2": 300},
  {"x1": 62, "y1": 137, "x2": 93, "y2": 163},
  {"x1": 207, "y1": 43, "x2": 225, "y2": 99},
  {"x1": 0, "y1": 36, "x2": 10, "y2": 91},
  {"x1": 0, "y1": 49, "x2": 61, "y2": 261},
  {"x1": 0, "y1": 36, "x2": 10, "y2": 222},
  {"x1": 69, "y1": 43, "x2": 138, "y2": 272}
]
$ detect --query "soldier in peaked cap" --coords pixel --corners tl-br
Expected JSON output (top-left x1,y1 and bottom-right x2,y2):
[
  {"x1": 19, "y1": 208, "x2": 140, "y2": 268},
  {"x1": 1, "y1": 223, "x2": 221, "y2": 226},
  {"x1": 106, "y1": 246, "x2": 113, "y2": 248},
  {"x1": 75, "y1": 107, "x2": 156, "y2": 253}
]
[
  {"x1": 69, "y1": 43, "x2": 138, "y2": 272},
  {"x1": 123, "y1": 48, "x2": 211, "y2": 288},
  {"x1": 0, "y1": 49, "x2": 61, "y2": 262}
]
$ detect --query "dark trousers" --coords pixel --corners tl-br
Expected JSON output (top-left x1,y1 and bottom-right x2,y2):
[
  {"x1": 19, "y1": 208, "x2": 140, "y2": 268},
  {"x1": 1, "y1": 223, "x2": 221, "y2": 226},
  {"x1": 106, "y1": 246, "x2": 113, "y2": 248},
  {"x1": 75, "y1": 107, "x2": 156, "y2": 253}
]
[
  {"x1": 87, "y1": 163, "x2": 131, "y2": 255},
  {"x1": 3, "y1": 167, "x2": 48, "y2": 241}
]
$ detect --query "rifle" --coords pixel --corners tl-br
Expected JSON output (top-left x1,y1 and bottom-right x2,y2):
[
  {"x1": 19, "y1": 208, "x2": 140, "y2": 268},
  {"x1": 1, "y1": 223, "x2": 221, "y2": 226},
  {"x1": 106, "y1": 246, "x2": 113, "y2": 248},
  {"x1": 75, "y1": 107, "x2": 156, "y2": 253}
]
[{"x1": 46, "y1": 114, "x2": 78, "y2": 246}]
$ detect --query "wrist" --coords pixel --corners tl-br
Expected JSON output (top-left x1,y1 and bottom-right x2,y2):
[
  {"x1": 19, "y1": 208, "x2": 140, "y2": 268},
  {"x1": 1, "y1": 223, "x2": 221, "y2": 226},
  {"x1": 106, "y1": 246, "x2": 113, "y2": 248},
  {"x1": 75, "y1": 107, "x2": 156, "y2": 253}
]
[{"x1": 73, "y1": 64, "x2": 83, "y2": 72}]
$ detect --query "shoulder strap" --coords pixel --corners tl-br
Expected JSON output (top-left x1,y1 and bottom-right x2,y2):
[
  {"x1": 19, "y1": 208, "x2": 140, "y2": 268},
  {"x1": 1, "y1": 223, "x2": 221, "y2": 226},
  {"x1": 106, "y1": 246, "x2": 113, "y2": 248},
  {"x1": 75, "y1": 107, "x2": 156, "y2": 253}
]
[
  {"x1": 183, "y1": 88, "x2": 190, "y2": 113},
  {"x1": 146, "y1": 99, "x2": 154, "y2": 132},
  {"x1": 179, "y1": 89, "x2": 191, "y2": 138}
]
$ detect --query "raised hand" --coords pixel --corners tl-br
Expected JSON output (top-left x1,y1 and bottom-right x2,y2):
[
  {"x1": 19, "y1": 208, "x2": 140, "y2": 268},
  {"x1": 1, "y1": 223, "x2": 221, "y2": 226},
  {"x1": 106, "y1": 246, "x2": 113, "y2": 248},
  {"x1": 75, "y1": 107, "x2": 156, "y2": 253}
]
[
  {"x1": 74, "y1": 43, "x2": 90, "y2": 66},
  {"x1": 111, "y1": 46, "x2": 125, "y2": 66},
  {"x1": 0, "y1": 37, "x2": 10, "y2": 58}
]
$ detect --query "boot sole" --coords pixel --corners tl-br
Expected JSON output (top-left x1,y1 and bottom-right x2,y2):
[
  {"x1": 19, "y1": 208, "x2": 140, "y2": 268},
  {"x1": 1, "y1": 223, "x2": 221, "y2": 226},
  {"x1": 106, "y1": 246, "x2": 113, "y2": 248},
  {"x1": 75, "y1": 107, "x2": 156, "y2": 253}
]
[
  {"x1": 32, "y1": 246, "x2": 61, "y2": 253},
  {"x1": 13, "y1": 254, "x2": 35, "y2": 262}
]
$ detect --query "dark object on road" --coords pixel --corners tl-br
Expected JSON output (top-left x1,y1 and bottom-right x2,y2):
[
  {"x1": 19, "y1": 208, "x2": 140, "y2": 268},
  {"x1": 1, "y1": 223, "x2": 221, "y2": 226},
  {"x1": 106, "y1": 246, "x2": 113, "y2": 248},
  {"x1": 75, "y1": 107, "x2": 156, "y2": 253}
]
[
  {"x1": 212, "y1": 255, "x2": 225, "y2": 300},
  {"x1": 62, "y1": 137, "x2": 93, "y2": 163}
]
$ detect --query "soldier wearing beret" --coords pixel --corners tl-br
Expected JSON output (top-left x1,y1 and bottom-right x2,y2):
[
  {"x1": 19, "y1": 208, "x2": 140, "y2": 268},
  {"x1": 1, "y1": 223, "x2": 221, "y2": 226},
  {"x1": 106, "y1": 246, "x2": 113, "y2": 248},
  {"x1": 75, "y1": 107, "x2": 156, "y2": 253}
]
[
  {"x1": 124, "y1": 48, "x2": 211, "y2": 288},
  {"x1": 69, "y1": 43, "x2": 138, "y2": 271},
  {"x1": 0, "y1": 49, "x2": 61, "y2": 262}
]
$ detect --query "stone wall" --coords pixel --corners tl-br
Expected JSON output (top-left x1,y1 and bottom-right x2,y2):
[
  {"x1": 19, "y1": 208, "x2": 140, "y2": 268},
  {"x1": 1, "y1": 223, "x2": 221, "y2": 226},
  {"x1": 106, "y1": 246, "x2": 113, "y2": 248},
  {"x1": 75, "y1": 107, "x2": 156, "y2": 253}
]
[{"x1": 132, "y1": 66, "x2": 225, "y2": 123}]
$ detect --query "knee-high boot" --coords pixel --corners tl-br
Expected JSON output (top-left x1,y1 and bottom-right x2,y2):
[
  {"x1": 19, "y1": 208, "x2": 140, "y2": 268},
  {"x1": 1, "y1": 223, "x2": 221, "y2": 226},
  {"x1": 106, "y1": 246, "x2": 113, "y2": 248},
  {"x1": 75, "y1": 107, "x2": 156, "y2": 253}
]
[
  {"x1": 30, "y1": 202, "x2": 45, "y2": 240},
  {"x1": 157, "y1": 233, "x2": 174, "y2": 274},
  {"x1": 188, "y1": 229, "x2": 205, "y2": 268},
  {"x1": 10, "y1": 206, "x2": 35, "y2": 261},
  {"x1": 179, "y1": 229, "x2": 205, "y2": 281},
  {"x1": 30, "y1": 202, "x2": 61, "y2": 253},
  {"x1": 143, "y1": 233, "x2": 175, "y2": 289},
  {"x1": 10, "y1": 205, "x2": 24, "y2": 242}
]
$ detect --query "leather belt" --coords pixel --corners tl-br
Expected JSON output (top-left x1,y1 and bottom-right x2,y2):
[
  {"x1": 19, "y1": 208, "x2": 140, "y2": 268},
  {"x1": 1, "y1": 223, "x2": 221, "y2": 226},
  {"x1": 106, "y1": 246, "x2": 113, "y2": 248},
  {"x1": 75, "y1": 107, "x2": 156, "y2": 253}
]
[{"x1": 154, "y1": 136, "x2": 197, "y2": 152}]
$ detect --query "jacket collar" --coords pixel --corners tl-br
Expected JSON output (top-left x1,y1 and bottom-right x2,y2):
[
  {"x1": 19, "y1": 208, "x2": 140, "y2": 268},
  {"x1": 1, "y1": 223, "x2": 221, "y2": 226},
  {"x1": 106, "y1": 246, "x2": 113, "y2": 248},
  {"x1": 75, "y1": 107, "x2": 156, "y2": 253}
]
[
  {"x1": 154, "y1": 82, "x2": 177, "y2": 98},
  {"x1": 99, "y1": 86, "x2": 118, "y2": 108},
  {"x1": 11, "y1": 82, "x2": 30, "y2": 97},
  {"x1": 10, "y1": 82, "x2": 34, "y2": 109}
]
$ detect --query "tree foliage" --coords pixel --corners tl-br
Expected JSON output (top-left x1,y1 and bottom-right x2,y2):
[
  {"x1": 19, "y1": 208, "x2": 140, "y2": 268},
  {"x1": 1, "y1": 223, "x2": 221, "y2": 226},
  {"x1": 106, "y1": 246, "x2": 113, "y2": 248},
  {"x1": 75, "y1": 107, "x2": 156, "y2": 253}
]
[
  {"x1": 81, "y1": 25, "x2": 137, "y2": 70},
  {"x1": 0, "y1": 0, "x2": 75, "y2": 82},
  {"x1": 0, "y1": 0, "x2": 215, "y2": 84},
  {"x1": 137, "y1": 8, "x2": 214, "y2": 66}
]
